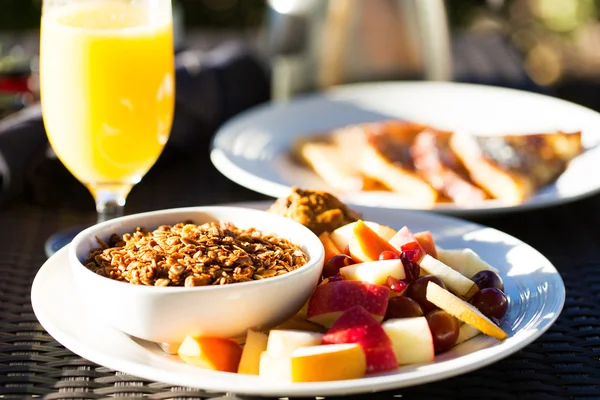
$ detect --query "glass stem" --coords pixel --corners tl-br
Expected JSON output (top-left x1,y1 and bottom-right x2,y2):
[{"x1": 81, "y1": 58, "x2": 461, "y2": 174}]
[{"x1": 90, "y1": 184, "x2": 133, "y2": 224}]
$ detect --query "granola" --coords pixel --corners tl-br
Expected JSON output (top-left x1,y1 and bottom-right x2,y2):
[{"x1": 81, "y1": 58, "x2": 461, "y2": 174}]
[{"x1": 83, "y1": 221, "x2": 309, "y2": 287}]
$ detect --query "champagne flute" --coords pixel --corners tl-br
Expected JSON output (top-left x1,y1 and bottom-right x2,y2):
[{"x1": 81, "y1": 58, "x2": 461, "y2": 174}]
[{"x1": 40, "y1": 0, "x2": 175, "y2": 255}]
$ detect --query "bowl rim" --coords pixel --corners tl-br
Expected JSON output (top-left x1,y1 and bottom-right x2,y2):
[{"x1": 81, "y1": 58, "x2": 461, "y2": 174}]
[{"x1": 68, "y1": 205, "x2": 325, "y2": 293}]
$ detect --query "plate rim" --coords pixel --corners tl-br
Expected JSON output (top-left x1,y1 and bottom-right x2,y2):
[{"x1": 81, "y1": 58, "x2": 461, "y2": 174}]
[
  {"x1": 210, "y1": 80, "x2": 600, "y2": 216},
  {"x1": 31, "y1": 202, "x2": 566, "y2": 396}
]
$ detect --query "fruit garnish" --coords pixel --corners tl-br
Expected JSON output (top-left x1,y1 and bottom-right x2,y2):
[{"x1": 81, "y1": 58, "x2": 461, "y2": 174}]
[
  {"x1": 405, "y1": 275, "x2": 445, "y2": 314},
  {"x1": 425, "y1": 310, "x2": 460, "y2": 353},
  {"x1": 379, "y1": 250, "x2": 400, "y2": 260},
  {"x1": 470, "y1": 287, "x2": 508, "y2": 320},
  {"x1": 471, "y1": 270, "x2": 504, "y2": 291},
  {"x1": 400, "y1": 251, "x2": 421, "y2": 283},
  {"x1": 322, "y1": 254, "x2": 355, "y2": 278},
  {"x1": 328, "y1": 273, "x2": 345, "y2": 283},
  {"x1": 384, "y1": 296, "x2": 424, "y2": 321},
  {"x1": 386, "y1": 276, "x2": 408, "y2": 293}
]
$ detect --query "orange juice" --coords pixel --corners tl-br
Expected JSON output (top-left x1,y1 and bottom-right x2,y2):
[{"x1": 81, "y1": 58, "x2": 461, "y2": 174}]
[{"x1": 40, "y1": 0, "x2": 174, "y2": 187}]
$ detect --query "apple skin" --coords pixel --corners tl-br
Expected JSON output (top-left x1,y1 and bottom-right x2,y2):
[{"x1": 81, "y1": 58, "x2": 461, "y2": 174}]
[
  {"x1": 322, "y1": 305, "x2": 398, "y2": 374},
  {"x1": 349, "y1": 220, "x2": 402, "y2": 262},
  {"x1": 414, "y1": 231, "x2": 438, "y2": 259},
  {"x1": 388, "y1": 226, "x2": 426, "y2": 262},
  {"x1": 306, "y1": 281, "x2": 390, "y2": 327}
]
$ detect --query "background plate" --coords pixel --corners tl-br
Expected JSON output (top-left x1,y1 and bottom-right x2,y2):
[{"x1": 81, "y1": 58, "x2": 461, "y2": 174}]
[
  {"x1": 211, "y1": 82, "x2": 600, "y2": 215},
  {"x1": 31, "y1": 202, "x2": 565, "y2": 397}
]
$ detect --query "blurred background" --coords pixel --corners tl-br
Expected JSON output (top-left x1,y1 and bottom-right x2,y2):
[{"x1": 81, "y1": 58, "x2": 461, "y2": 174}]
[
  {"x1": 1, "y1": 0, "x2": 599, "y2": 209},
  {"x1": 2, "y1": 0, "x2": 600, "y2": 116}
]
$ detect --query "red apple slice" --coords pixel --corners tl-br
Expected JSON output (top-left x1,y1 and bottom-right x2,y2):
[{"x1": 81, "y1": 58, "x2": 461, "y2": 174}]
[
  {"x1": 388, "y1": 226, "x2": 427, "y2": 262},
  {"x1": 306, "y1": 280, "x2": 390, "y2": 327},
  {"x1": 322, "y1": 305, "x2": 398, "y2": 374},
  {"x1": 414, "y1": 231, "x2": 437, "y2": 258}
]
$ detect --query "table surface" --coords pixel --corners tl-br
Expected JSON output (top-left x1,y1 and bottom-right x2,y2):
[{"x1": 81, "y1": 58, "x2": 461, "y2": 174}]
[
  {"x1": 1, "y1": 132, "x2": 600, "y2": 400},
  {"x1": 2, "y1": 28, "x2": 600, "y2": 400}
]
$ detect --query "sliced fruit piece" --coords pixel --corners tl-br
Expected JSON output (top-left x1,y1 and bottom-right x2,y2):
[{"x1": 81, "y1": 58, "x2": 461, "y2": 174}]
[
  {"x1": 266, "y1": 330, "x2": 324, "y2": 358},
  {"x1": 291, "y1": 343, "x2": 367, "y2": 382},
  {"x1": 425, "y1": 282, "x2": 507, "y2": 340},
  {"x1": 382, "y1": 317, "x2": 435, "y2": 365},
  {"x1": 437, "y1": 248, "x2": 500, "y2": 278},
  {"x1": 340, "y1": 259, "x2": 406, "y2": 285},
  {"x1": 349, "y1": 220, "x2": 402, "y2": 262},
  {"x1": 306, "y1": 280, "x2": 390, "y2": 327},
  {"x1": 237, "y1": 330, "x2": 268, "y2": 375},
  {"x1": 419, "y1": 255, "x2": 479, "y2": 300},
  {"x1": 388, "y1": 226, "x2": 427, "y2": 262},
  {"x1": 322, "y1": 305, "x2": 398, "y2": 374},
  {"x1": 330, "y1": 221, "x2": 397, "y2": 252},
  {"x1": 414, "y1": 231, "x2": 438, "y2": 258},
  {"x1": 319, "y1": 232, "x2": 343, "y2": 263},
  {"x1": 455, "y1": 324, "x2": 481, "y2": 345},
  {"x1": 259, "y1": 351, "x2": 291, "y2": 381},
  {"x1": 178, "y1": 336, "x2": 243, "y2": 372}
]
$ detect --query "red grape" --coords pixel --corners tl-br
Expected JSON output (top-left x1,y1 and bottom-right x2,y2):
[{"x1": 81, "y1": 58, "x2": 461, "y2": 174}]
[
  {"x1": 384, "y1": 296, "x2": 424, "y2": 320},
  {"x1": 379, "y1": 250, "x2": 400, "y2": 260},
  {"x1": 322, "y1": 254, "x2": 355, "y2": 278},
  {"x1": 470, "y1": 288, "x2": 508, "y2": 320},
  {"x1": 471, "y1": 270, "x2": 504, "y2": 291},
  {"x1": 386, "y1": 276, "x2": 408, "y2": 293},
  {"x1": 425, "y1": 310, "x2": 460, "y2": 353},
  {"x1": 400, "y1": 252, "x2": 421, "y2": 283},
  {"x1": 405, "y1": 275, "x2": 445, "y2": 313}
]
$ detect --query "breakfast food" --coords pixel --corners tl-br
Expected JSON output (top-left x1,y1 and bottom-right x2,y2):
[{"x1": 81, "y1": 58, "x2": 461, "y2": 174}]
[
  {"x1": 267, "y1": 187, "x2": 361, "y2": 235},
  {"x1": 294, "y1": 120, "x2": 583, "y2": 206},
  {"x1": 84, "y1": 221, "x2": 308, "y2": 286},
  {"x1": 173, "y1": 205, "x2": 511, "y2": 382}
]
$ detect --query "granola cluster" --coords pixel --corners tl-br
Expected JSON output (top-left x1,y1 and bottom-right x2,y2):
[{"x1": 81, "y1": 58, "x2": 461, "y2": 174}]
[{"x1": 84, "y1": 221, "x2": 309, "y2": 287}]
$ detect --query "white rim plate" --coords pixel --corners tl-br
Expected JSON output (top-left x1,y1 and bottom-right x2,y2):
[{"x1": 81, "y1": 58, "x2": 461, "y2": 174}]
[
  {"x1": 31, "y1": 201, "x2": 565, "y2": 397},
  {"x1": 210, "y1": 81, "x2": 600, "y2": 216}
]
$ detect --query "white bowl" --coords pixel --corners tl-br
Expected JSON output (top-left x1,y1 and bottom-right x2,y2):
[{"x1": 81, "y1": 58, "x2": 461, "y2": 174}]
[{"x1": 68, "y1": 206, "x2": 324, "y2": 345}]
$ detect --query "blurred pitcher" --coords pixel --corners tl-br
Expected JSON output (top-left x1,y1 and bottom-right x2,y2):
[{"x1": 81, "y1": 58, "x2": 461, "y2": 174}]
[{"x1": 266, "y1": 0, "x2": 452, "y2": 100}]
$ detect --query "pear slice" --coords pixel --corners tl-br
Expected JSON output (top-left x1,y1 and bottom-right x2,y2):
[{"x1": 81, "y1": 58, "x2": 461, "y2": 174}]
[
  {"x1": 419, "y1": 254, "x2": 479, "y2": 300},
  {"x1": 425, "y1": 282, "x2": 507, "y2": 340},
  {"x1": 437, "y1": 248, "x2": 499, "y2": 279},
  {"x1": 455, "y1": 324, "x2": 481, "y2": 345}
]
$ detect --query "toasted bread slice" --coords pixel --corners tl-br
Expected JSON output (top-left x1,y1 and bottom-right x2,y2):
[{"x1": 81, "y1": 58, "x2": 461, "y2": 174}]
[
  {"x1": 411, "y1": 129, "x2": 489, "y2": 206},
  {"x1": 293, "y1": 133, "x2": 383, "y2": 192},
  {"x1": 450, "y1": 131, "x2": 583, "y2": 204},
  {"x1": 356, "y1": 121, "x2": 439, "y2": 206}
]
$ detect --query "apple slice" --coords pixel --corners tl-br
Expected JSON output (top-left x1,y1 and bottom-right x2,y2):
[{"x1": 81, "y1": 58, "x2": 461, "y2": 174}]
[
  {"x1": 426, "y1": 282, "x2": 507, "y2": 340},
  {"x1": 419, "y1": 254, "x2": 479, "y2": 300},
  {"x1": 319, "y1": 232, "x2": 343, "y2": 263},
  {"x1": 259, "y1": 351, "x2": 290, "y2": 381},
  {"x1": 237, "y1": 330, "x2": 268, "y2": 375},
  {"x1": 340, "y1": 259, "x2": 405, "y2": 285},
  {"x1": 455, "y1": 324, "x2": 481, "y2": 345},
  {"x1": 382, "y1": 317, "x2": 435, "y2": 365},
  {"x1": 178, "y1": 336, "x2": 243, "y2": 372},
  {"x1": 266, "y1": 330, "x2": 324, "y2": 358},
  {"x1": 349, "y1": 220, "x2": 402, "y2": 262},
  {"x1": 307, "y1": 280, "x2": 390, "y2": 327},
  {"x1": 414, "y1": 231, "x2": 438, "y2": 258},
  {"x1": 388, "y1": 226, "x2": 427, "y2": 262},
  {"x1": 291, "y1": 343, "x2": 367, "y2": 382},
  {"x1": 437, "y1": 248, "x2": 500, "y2": 279},
  {"x1": 322, "y1": 305, "x2": 398, "y2": 374},
  {"x1": 330, "y1": 221, "x2": 397, "y2": 251}
]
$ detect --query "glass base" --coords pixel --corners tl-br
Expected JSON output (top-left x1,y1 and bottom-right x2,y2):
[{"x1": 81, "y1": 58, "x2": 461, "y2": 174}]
[{"x1": 44, "y1": 225, "x2": 88, "y2": 258}]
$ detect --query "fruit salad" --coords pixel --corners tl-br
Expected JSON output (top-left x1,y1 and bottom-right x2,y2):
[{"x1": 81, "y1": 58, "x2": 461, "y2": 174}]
[{"x1": 176, "y1": 220, "x2": 509, "y2": 382}]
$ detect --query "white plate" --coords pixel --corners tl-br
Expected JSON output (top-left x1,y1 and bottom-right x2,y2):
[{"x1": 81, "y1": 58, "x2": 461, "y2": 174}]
[
  {"x1": 211, "y1": 81, "x2": 600, "y2": 215},
  {"x1": 32, "y1": 201, "x2": 565, "y2": 397}
]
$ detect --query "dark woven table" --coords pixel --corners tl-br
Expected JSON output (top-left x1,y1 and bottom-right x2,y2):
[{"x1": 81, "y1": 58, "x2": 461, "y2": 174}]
[{"x1": 1, "y1": 137, "x2": 599, "y2": 400}]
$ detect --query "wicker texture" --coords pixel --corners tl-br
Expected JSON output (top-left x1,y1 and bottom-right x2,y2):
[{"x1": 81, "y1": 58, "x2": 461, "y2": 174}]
[{"x1": 1, "y1": 149, "x2": 600, "y2": 400}]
